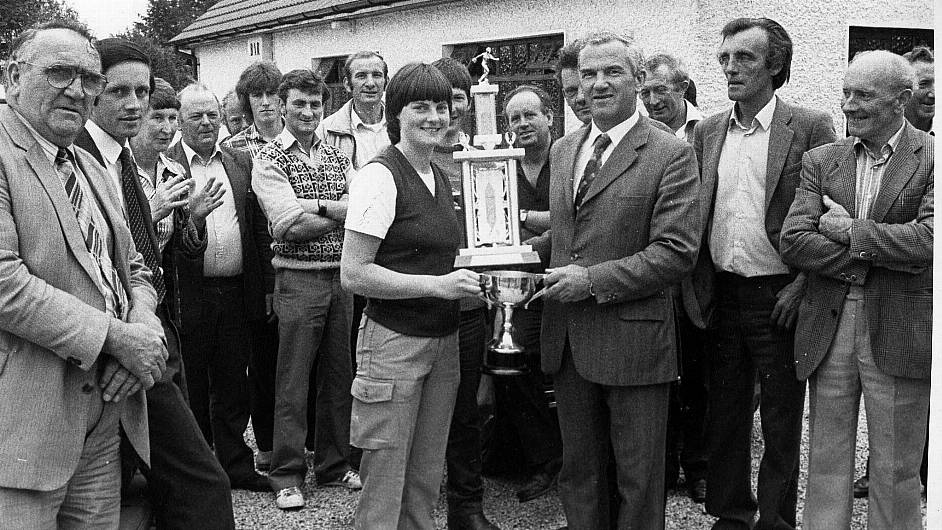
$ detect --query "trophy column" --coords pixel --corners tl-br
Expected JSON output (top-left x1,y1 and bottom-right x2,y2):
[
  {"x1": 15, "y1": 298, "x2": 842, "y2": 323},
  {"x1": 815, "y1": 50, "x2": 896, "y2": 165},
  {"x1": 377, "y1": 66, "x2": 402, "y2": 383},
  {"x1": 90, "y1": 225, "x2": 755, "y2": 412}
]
[{"x1": 454, "y1": 81, "x2": 541, "y2": 375}]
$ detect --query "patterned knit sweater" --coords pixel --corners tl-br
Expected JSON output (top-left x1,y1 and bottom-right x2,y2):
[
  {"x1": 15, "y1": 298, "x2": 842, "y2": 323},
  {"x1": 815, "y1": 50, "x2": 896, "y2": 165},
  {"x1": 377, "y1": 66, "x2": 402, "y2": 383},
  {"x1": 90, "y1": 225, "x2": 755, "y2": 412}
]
[{"x1": 254, "y1": 138, "x2": 349, "y2": 269}]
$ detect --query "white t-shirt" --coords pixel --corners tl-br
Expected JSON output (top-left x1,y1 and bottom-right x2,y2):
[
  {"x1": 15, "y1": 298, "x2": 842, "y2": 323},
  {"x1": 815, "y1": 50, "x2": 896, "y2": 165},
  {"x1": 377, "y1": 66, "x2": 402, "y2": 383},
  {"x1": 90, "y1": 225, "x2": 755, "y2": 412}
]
[{"x1": 346, "y1": 158, "x2": 436, "y2": 239}]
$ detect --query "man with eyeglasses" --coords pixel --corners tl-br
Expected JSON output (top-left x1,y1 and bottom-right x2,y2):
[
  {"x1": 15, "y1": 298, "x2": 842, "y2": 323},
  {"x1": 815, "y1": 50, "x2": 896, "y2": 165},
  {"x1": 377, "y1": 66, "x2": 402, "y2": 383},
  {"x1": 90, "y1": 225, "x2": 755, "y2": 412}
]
[{"x1": 0, "y1": 20, "x2": 167, "y2": 527}]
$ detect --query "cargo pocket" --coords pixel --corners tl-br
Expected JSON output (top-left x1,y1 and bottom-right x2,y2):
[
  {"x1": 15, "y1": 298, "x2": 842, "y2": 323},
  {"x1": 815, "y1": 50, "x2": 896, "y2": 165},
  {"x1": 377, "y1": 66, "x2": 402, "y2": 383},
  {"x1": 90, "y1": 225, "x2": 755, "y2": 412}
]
[{"x1": 350, "y1": 376, "x2": 396, "y2": 450}]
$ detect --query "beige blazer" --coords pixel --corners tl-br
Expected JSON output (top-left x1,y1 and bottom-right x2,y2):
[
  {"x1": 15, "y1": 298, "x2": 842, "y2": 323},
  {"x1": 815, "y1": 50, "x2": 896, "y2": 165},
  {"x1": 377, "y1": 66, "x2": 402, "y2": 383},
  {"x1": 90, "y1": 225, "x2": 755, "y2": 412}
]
[{"x1": 0, "y1": 106, "x2": 155, "y2": 490}]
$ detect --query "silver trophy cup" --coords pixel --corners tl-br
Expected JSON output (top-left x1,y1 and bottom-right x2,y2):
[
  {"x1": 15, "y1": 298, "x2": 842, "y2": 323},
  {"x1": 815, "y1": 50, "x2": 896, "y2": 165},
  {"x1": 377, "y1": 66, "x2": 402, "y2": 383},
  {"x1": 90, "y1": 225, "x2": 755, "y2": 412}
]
[{"x1": 479, "y1": 270, "x2": 544, "y2": 375}]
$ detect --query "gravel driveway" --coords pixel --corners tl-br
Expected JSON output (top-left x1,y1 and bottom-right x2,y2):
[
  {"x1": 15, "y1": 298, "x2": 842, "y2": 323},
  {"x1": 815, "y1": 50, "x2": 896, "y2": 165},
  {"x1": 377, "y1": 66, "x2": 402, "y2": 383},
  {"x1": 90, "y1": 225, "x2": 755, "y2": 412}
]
[{"x1": 233, "y1": 397, "x2": 926, "y2": 529}]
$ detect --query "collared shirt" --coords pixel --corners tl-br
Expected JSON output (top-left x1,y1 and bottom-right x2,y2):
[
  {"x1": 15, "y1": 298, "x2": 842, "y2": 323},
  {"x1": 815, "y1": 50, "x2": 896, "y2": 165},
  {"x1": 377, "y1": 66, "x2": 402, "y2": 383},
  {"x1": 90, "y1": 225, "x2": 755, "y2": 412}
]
[
  {"x1": 710, "y1": 95, "x2": 789, "y2": 277},
  {"x1": 350, "y1": 105, "x2": 388, "y2": 169},
  {"x1": 180, "y1": 141, "x2": 243, "y2": 277},
  {"x1": 137, "y1": 152, "x2": 186, "y2": 253},
  {"x1": 222, "y1": 123, "x2": 269, "y2": 157},
  {"x1": 853, "y1": 122, "x2": 905, "y2": 220},
  {"x1": 85, "y1": 119, "x2": 127, "y2": 208},
  {"x1": 675, "y1": 100, "x2": 704, "y2": 143},
  {"x1": 12, "y1": 109, "x2": 122, "y2": 318},
  {"x1": 574, "y1": 109, "x2": 640, "y2": 197}
]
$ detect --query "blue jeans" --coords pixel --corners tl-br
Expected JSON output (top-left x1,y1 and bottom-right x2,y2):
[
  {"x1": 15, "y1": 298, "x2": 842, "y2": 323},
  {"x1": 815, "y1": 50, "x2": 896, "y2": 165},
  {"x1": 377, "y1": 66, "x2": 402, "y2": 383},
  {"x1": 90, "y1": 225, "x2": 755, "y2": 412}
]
[{"x1": 352, "y1": 317, "x2": 459, "y2": 530}]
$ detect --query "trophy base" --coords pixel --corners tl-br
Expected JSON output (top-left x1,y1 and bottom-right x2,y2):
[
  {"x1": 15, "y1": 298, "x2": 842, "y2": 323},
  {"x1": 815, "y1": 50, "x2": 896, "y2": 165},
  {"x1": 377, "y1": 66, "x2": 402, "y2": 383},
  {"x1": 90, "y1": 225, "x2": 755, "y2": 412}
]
[
  {"x1": 455, "y1": 248, "x2": 541, "y2": 269},
  {"x1": 482, "y1": 348, "x2": 529, "y2": 376}
]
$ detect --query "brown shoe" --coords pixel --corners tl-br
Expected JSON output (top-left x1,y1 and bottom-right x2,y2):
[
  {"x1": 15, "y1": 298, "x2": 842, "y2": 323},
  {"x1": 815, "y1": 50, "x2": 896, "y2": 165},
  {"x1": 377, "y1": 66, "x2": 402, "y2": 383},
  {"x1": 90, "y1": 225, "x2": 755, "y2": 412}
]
[{"x1": 853, "y1": 475, "x2": 869, "y2": 498}]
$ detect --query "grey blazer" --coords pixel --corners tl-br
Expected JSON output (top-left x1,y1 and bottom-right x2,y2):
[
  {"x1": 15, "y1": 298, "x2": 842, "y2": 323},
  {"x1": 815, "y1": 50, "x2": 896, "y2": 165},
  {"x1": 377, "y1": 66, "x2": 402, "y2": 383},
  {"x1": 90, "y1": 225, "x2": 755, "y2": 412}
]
[
  {"x1": 532, "y1": 116, "x2": 702, "y2": 386},
  {"x1": 0, "y1": 106, "x2": 154, "y2": 490},
  {"x1": 781, "y1": 122, "x2": 933, "y2": 381}
]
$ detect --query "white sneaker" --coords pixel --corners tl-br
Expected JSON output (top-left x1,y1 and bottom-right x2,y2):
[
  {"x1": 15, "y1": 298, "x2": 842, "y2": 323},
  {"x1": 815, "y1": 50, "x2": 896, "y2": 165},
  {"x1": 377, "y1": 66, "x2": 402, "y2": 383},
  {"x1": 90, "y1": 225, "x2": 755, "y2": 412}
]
[
  {"x1": 275, "y1": 486, "x2": 305, "y2": 510},
  {"x1": 321, "y1": 469, "x2": 362, "y2": 490}
]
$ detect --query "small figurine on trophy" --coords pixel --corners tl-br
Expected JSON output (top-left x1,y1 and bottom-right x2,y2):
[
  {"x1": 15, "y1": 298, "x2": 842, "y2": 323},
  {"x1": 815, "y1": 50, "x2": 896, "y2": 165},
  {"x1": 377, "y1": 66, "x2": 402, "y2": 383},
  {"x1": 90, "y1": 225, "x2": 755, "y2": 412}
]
[{"x1": 470, "y1": 47, "x2": 499, "y2": 84}]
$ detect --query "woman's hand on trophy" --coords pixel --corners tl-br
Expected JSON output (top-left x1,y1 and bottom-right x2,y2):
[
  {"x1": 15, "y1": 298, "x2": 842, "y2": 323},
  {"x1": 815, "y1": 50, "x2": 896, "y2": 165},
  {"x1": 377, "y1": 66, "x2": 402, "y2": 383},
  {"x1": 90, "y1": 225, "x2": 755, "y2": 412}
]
[
  {"x1": 543, "y1": 265, "x2": 592, "y2": 303},
  {"x1": 435, "y1": 269, "x2": 482, "y2": 300}
]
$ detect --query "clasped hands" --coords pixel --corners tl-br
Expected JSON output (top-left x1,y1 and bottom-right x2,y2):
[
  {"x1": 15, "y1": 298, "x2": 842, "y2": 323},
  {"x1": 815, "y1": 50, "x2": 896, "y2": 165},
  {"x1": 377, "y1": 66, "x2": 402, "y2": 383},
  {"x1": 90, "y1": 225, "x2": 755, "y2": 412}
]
[{"x1": 98, "y1": 311, "x2": 169, "y2": 403}]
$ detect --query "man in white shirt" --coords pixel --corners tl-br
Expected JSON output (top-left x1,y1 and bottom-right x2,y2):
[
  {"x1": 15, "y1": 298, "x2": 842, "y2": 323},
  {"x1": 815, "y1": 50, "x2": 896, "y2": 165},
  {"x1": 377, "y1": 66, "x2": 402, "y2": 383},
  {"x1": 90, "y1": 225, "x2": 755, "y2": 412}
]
[
  {"x1": 73, "y1": 38, "x2": 237, "y2": 525},
  {"x1": 691, "y1": 18, "x2": 835, "y2": 530},
  {"x1": 166, "y1": 83, "x2": 274, "y2": 493}
]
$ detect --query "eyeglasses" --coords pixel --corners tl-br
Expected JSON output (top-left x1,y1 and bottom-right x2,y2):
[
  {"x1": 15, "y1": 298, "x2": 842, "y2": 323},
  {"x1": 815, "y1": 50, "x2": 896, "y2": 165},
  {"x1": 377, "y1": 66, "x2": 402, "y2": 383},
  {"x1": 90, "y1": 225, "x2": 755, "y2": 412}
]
[{"x1": 17, "y1": 62, "x2": 108, "y2": 96}]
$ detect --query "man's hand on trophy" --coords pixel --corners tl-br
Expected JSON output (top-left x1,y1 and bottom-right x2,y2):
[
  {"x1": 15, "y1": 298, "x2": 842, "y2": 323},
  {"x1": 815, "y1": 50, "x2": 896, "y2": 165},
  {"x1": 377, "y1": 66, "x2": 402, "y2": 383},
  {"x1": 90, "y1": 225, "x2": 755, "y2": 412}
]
[
  {"x1": 543, "y1": 265, "x2": 592, "y2": 303},
  {"x1": 435, "y1": 269, "x2": 482, "y2": 300}
]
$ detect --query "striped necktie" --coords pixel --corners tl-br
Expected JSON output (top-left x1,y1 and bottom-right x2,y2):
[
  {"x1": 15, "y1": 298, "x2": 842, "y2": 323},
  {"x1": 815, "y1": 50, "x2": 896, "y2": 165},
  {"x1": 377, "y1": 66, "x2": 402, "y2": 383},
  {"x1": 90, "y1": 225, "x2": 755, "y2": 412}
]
[
  {"x1": 574, "y1": 133, "x2": 612, "y2": 210},
  {"x1": 119, "y1": 147, "x2": 166, "y2": 303},
  {"x1": 56, "y1": 147, "x2": 125, "y2": 316}
]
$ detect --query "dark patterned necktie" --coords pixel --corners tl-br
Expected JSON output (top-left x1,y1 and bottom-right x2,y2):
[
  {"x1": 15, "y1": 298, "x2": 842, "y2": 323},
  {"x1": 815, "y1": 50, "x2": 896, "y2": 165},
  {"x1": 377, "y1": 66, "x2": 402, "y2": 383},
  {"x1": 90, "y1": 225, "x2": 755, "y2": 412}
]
[
  {"x1": 574, "y1": 133, "x2": 612, "y2": 210},
  {"x1": 56, "y1": 148, "x2": 125, "y2": 314},
  {"x1": 119, "y1": 147, "x2": 166, "y2": 303}
]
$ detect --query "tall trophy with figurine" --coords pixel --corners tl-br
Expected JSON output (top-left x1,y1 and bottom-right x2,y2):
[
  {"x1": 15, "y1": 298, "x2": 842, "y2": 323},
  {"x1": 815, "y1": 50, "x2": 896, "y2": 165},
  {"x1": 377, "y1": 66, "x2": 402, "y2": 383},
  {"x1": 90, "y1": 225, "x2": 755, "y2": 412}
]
[{"x1": 454, "y1": 73, "x2": 543, "y2": 375}]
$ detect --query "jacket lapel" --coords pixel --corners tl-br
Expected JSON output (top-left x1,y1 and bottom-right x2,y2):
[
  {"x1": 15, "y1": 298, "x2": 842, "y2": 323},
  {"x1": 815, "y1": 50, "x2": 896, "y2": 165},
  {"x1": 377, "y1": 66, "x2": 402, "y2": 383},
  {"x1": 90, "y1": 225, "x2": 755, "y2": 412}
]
[
  {"x1": 701, "y1": 111, "x2": 730, "y2": 210},
  {"x1": 558, "y1": 126, "x2": 589, "y2": 220},
  {"x1": 829, "y1": 141, "x2": 859, "y2": 218},
  {"x1": 74, "y1": 153, "x2": 132, "y2": 290},
  {"x1": 765, "y1": 102, "x2": 794, "y2": 210},
  {"x1": 221, "y1": 150, "x2": 246, "y2": 230},
  {"x1": 579, "y1": 117, "x2": 646, "y2": 207},
  {"x1": 869, "y1": 124, "x2": 920, "y2": 222}
]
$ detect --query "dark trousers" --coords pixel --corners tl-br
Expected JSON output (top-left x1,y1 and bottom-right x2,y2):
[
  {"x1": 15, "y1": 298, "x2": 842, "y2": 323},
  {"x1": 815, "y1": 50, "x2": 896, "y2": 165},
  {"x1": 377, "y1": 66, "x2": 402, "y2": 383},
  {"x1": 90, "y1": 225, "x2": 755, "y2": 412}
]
[
  {"x1": 494, "y1": 306, "x2": 562, "y2": 472},
  {"x1": 123, "y1": 303, "x2": 235, "y2": 529},
  {"x1": 446, "y1": 307, "x2": 488, "y2": 517},
  {"x1": 249, "y1": 318, "x2": 277, "y2": 453},
  {"x1": 666, "y1": 308, "x2": 709, "y2": 486},
  {"x1": 706, "y1": 273, "x2": 805, "y2": 530},
  {"x1": 555, "y1": 342, "x2": 670, "y2": 530},
  {"x1": 180, "y1": 277, "x2": 257, "y2": 481}
]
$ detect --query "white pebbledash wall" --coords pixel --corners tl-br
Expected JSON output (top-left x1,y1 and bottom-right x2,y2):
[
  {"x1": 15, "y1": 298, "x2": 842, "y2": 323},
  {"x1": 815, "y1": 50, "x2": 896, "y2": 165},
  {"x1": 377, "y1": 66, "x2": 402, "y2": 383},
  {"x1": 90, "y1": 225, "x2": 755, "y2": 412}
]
[{"x1": 191, "y1": 0, "x2": 933, "y2": 132}]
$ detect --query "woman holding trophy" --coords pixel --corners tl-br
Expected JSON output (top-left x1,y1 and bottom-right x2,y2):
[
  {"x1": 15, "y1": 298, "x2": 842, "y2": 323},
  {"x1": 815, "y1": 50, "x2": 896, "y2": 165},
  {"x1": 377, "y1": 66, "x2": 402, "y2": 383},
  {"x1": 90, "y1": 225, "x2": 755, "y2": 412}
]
[{"x1": 340, "y1": 62, "x2": 481, "y2": 529}]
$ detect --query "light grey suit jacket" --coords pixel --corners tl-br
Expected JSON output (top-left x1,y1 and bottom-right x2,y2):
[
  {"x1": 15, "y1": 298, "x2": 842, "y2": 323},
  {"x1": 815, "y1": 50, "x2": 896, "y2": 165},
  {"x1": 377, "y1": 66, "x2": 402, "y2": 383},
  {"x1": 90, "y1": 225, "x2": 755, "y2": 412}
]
[
  {"x1": 781, "y1": 122, "x2": 933, "y2": 381},
  {"x1": 0, "y1": 106, "x2": 155, "y2": 490},
  {"x1": 531, "y1": 116, "x2": 702, "y2": 386}
]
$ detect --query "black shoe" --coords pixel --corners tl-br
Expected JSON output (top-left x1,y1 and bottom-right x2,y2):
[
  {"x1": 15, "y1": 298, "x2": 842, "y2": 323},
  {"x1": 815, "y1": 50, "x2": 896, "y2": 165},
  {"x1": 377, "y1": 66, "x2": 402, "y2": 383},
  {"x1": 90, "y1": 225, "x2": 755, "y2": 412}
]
[
  {"x1": 230, "y1": 472, "x2": 271, "y2": 492},
  {"x1": 687, "y1": 478, "x2": 707, "y2": 503},
  {"x1": 853, "y1": 475, "x2": 869, "y2": 498},
  {"x1": 447, "y1": 512, "x2": 500, "y2": 530},
  {"x1": 517, "y1": 470, "x2": 559, "y2": 503}
]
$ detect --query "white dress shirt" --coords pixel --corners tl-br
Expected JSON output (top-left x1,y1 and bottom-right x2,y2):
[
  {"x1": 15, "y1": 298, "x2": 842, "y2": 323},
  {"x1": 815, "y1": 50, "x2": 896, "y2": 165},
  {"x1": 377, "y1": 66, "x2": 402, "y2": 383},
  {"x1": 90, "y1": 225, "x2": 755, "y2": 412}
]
[
  {"x1": 710, "y1": 96, "x2": 789, "y2": 277},
  {"x1": 180, "y1": 141, "x2": 243, "y2": 277},
  {"x1": 85, "y1": 119, "x2": 128, "y2": 208}
]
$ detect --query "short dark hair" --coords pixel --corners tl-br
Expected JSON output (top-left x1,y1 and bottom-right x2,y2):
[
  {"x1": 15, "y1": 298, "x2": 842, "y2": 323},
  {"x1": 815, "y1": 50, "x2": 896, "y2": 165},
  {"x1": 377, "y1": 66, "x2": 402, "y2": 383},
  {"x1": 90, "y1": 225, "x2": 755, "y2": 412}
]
[
  {"x1": 430, "y1": 57, "x2": 472, "y2": 99},
  {"x1": 555, "y1": 40, "x2": 583, "y2": 83},
  {"x1": 721, "y1": 17, "x2": 792, "y2": 90},
  {"x1": 343, "y1": 51, "x2": 388, "y2": 82},
  {"x1": 235, "y1": 61, "x2": 282, "y2": 122},
  {"x1": 503, "y1": 84, "x2": 554, "y2": 116},
  {"x1": 385, "y1": 63, "x2": 452, "y2": 145},
  {"x1": 9, "y1": 19, "x2": 96, "y2": 63},
  {"x1": 150, "y1": 77, "x2": 180, "y2": 111},
  {"x1": 277, "y1": 69, "x2": 329, "y2": 104},
  {"x1": 903, "y1": 46, "x2": 934, "y2": 65}
]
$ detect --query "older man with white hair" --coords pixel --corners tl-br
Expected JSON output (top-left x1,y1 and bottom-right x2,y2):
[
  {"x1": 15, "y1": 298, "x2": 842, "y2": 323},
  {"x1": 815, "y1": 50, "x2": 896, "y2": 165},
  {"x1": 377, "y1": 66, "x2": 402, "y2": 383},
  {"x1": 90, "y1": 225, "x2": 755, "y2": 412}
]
[{"x1": 781, "y1": 50, "x2": 933, "y2": 530}]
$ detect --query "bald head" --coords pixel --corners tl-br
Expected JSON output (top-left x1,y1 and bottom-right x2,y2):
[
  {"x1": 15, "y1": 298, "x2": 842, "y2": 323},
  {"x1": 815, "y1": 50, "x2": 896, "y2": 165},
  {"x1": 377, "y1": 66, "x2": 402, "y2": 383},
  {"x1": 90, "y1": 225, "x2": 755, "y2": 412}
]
[{"x1": 843, "y1": 50, "x2": 914, "y2": 149}]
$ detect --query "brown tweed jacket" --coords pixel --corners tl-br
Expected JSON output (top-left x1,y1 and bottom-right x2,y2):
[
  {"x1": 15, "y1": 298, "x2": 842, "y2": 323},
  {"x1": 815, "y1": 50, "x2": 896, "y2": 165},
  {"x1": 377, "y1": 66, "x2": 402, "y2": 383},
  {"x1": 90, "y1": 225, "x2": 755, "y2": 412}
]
[
  {"x1": 688, "y1": 98, "x2": 836, "y2": 328},
  {"x1": 531, "y1": 116, "x2": 702, "y2": 386},
  {"x1": 780, "y1": 122, "x2": 934, "y2": 381}
]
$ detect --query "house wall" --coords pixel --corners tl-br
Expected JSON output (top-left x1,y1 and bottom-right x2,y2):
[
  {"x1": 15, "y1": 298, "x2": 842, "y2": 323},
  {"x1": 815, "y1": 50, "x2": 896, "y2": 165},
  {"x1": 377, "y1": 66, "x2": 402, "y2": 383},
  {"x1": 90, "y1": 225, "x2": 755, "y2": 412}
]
[{"x1": 192, "y1": 0, "x2": 933, "y2": 131}]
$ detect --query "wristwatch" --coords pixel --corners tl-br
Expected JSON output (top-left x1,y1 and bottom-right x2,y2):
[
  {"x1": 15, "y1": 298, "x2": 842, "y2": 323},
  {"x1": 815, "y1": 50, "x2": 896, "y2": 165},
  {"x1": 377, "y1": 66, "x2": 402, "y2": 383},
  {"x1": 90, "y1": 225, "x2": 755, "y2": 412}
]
[{"x1": 519, "y1": 209, "x2": 529, "y2": 226}]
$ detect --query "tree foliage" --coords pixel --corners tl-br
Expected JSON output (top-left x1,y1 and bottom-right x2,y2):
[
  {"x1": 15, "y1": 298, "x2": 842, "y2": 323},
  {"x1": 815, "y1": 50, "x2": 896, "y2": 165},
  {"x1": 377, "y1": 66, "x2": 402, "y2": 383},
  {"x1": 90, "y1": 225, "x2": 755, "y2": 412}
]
[
  {"x1": 115, "y1": 24, "x2": 196, "y2": 89},
  {"x1": 0, "y1": 0, "x2": 79, "y2": 58},
  {"x1": 139, "y1": 0, "x2": 217, "y2": 44}
]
